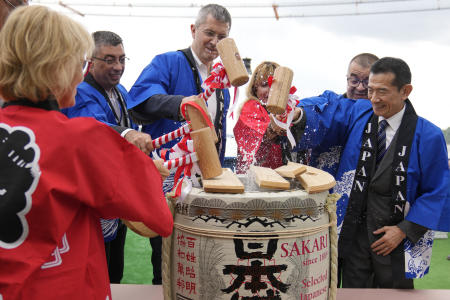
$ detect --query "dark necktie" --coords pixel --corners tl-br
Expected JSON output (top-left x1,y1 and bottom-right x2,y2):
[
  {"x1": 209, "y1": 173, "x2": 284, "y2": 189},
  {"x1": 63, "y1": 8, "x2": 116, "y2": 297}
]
[{"x1": 377, "y1": 119, "x2": 388, "y2": 164}]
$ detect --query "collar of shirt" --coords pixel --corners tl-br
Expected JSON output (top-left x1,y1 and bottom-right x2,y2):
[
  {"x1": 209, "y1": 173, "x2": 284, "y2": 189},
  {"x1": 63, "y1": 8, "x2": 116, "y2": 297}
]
[
  {"x1": 190, "y1": 47, "x2": 218, "y2": 122},
  {"x1": 378, "y1": 104, "x2": 406, "y2": 147},
  {"x1": 190, "y1": 47, "x2": 209, "y2": 81}
]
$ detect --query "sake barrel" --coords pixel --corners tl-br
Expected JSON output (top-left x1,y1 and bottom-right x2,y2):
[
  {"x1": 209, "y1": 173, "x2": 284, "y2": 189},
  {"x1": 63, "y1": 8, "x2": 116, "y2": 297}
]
[{"x1": 166, "y1": 176, "x2": 336, "y2": 300}]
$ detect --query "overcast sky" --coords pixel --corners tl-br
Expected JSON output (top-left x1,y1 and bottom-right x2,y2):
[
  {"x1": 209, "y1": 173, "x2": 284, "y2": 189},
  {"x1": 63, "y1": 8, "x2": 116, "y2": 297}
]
[{"x1": 36, "y1": 0, "x2": 450, "y2": 156}]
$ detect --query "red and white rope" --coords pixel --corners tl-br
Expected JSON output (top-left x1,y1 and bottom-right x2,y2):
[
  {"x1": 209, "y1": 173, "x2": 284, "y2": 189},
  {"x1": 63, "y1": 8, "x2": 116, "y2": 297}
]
[
  {"x1": 152, "y1": 123, "x2": 191, "y2": 149},
  {"x1": 163, "y1": 151, "x2": 198, "y2": 170},
  {"x1": 200, "y1": 85, "x2": 215, "y2": 102},
  {"x1": 200, "y1": 62, "x2": 231, "y2": 101},
  {"x1": 162, "y1": 137, "x2": 200, "y2": 202}
]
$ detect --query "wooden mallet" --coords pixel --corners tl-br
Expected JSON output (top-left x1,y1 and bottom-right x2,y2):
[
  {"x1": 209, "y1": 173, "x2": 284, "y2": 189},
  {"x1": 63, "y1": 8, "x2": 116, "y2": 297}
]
[
  {"x1": 184, "y1": 97, "x2": 218, "y2": 143},
  {"x1": 217, "y1": 37, "x2": 250, "y2": 86},
  {"x1": 162, "y1": 127, "x2": 222, "y2": 180},
  {"x1": 266, "y1": 66, "x2": 294, "y2": 115},
  {"x1": 200, "y1": 37, "x2": 249, "y2": 101}
]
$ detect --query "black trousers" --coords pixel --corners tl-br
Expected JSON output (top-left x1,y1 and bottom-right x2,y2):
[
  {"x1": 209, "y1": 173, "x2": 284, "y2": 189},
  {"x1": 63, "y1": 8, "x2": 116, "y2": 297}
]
[
  {"x1": 104, "y1": 221, "x2": 127, "y2": 284},
  {"x1": 342, "y1": 224, "x2": 413, "y2": 289},
  {"x1": 150, "y1": 236, "x2": 162, "y2": 285}
]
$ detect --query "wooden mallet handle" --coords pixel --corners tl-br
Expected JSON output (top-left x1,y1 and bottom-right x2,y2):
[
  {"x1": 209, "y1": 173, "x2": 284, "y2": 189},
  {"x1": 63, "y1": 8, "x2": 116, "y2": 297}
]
[{"x1": 190, "y1": 127, "x2": 222, "y2": 179}]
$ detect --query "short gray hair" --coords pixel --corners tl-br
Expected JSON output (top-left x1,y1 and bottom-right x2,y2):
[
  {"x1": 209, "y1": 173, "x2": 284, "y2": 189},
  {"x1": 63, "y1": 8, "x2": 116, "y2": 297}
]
[
  {"x1": 195, "y1": 4, "x2": 231, "y2": 28},
  {"x1": 92, "y1": 31, "x2": 123, "y2": 49}
]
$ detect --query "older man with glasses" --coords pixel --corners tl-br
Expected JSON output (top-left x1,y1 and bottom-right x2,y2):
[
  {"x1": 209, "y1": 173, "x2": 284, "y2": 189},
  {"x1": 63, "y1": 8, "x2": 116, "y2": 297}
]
[
  {"x1": 345, "y1": 53, "x2": 379, "y2": 100},
  {"x1": 62, "y1": 30, "x2": 155, "y2": 155},
  {"x1": 289, "y1": 53, "x2": 379, "y2": 178}
]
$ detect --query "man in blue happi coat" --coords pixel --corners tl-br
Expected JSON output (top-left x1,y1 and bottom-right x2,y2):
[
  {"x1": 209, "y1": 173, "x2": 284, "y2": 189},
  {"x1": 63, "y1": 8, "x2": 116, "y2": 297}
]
[
  {"x1": 306, "y1": 52, "x2": 379, "y2": 177},
  {"x1": 62, "y1": 31, "x2": 155, "y2": 284},
  {"x1": 128, "y1": 4, "x2": 231, "y2": 163},
  {"x1": 292, "y1": 57, "x2": 450, "y2": 288},
  {"x1": 127, "y1": 4, "x2": 232, "y2": 284}
]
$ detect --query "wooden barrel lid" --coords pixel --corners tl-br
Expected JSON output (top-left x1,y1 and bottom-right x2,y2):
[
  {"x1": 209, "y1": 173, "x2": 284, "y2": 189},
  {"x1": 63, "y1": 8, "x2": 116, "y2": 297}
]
[{"x1": 295, "y1": 165, "x2": 336, "y2": 193}]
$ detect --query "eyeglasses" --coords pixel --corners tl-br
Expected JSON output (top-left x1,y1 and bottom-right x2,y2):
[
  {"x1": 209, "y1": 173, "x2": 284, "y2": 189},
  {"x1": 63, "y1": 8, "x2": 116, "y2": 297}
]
[
  {"x1": 201, "y1": 29, "x2": 228, "y2": 41},
  {"x1": 347, "y1": 76, "x2": 369, "y2": 88},
  {"x1": 82, "y1": 60, "x2": 90, "y2": 75},
  {"x1": 92, "y1": 56, "x2": 129, "y2": 65}
]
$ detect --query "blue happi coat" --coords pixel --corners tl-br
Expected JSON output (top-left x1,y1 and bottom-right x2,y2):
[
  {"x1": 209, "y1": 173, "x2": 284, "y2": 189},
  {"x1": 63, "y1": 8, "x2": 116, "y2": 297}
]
[
  {"x1": 62, "y1": 80, "x2": 135, "y2": 242},
  {"x1": 62, "y1": 82, "x2": 135, "y2": 130},
  {"x1": 299, "y1": 92, "x2": 354, "y2": 177},
  {"x1": 128, "y1": 50, "x2": 230, "y2": 163},
  {"x1": 297, "y1": 90, "x2": 450, "y2": 278}
]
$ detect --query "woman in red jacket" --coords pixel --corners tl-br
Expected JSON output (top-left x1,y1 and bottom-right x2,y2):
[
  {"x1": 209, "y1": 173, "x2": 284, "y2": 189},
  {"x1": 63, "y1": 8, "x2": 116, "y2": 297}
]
[
  {"x1": 0, "y1": 6, "x2": 173, "y2": 299},
  {"x1": 233, "y1": 61, "x2": 285, "y2": 174}
]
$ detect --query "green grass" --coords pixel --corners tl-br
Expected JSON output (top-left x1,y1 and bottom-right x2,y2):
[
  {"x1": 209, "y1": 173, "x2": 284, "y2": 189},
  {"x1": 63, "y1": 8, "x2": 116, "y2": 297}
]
[
  {"x1": 122, "y1": 230, "x2": 450, "y2": 288},
  {"x1": 414, "y1": 238, "x2": 450, "y2": 289},
  {"x1": 122, "y1": 230, "x2": 153, "y2": 284}
]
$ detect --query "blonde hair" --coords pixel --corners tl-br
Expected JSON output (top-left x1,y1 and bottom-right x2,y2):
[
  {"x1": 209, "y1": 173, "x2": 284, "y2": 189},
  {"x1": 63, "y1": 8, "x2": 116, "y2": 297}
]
[
  {"x1": 235, "y1": 61, "x2": 280, "y2": 119},
  {"x1": 0, "y1": 5, "x2": 93, "y2": 102},
  {"x1": 246, "y1": 61, "x2": 279, "y2": 100}
]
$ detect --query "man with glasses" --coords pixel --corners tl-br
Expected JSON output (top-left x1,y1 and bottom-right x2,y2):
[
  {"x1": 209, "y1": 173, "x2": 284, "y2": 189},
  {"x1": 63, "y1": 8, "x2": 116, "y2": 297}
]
[
  {"x1": 126, "y1": 4, "x2": 232, "y2": 285},
  {"x1": 63, "y1": 31, "x2": 153, "y2": 155},
  {"x1": 128, "y1": 4, "x2": 231, "y2": 164},
  {"x1": 297, "y1": 53, "x2": 379, "y2": 177},
  {"x1": 345, "y1": 53, "x2": 379, "y2": 100},
  {"x1": 62, "y1": 30, "x2": 147, "y2": 284}
]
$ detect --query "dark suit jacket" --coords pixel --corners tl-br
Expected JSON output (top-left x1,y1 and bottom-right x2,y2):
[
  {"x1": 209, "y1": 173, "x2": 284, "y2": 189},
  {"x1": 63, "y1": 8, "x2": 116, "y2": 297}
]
[{"x1": 366, "y1": 129, "x2": 427, "y2": 264}]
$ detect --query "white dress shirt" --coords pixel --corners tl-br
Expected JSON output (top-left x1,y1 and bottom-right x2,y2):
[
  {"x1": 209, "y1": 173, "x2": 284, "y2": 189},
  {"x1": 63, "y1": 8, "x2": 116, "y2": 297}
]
[
  {"x1": 378, "y1": 104, "x2": 406, "y2": 149},
  {"x1": 191, "y1": 48, "x2": 218, "y2": 123}
]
